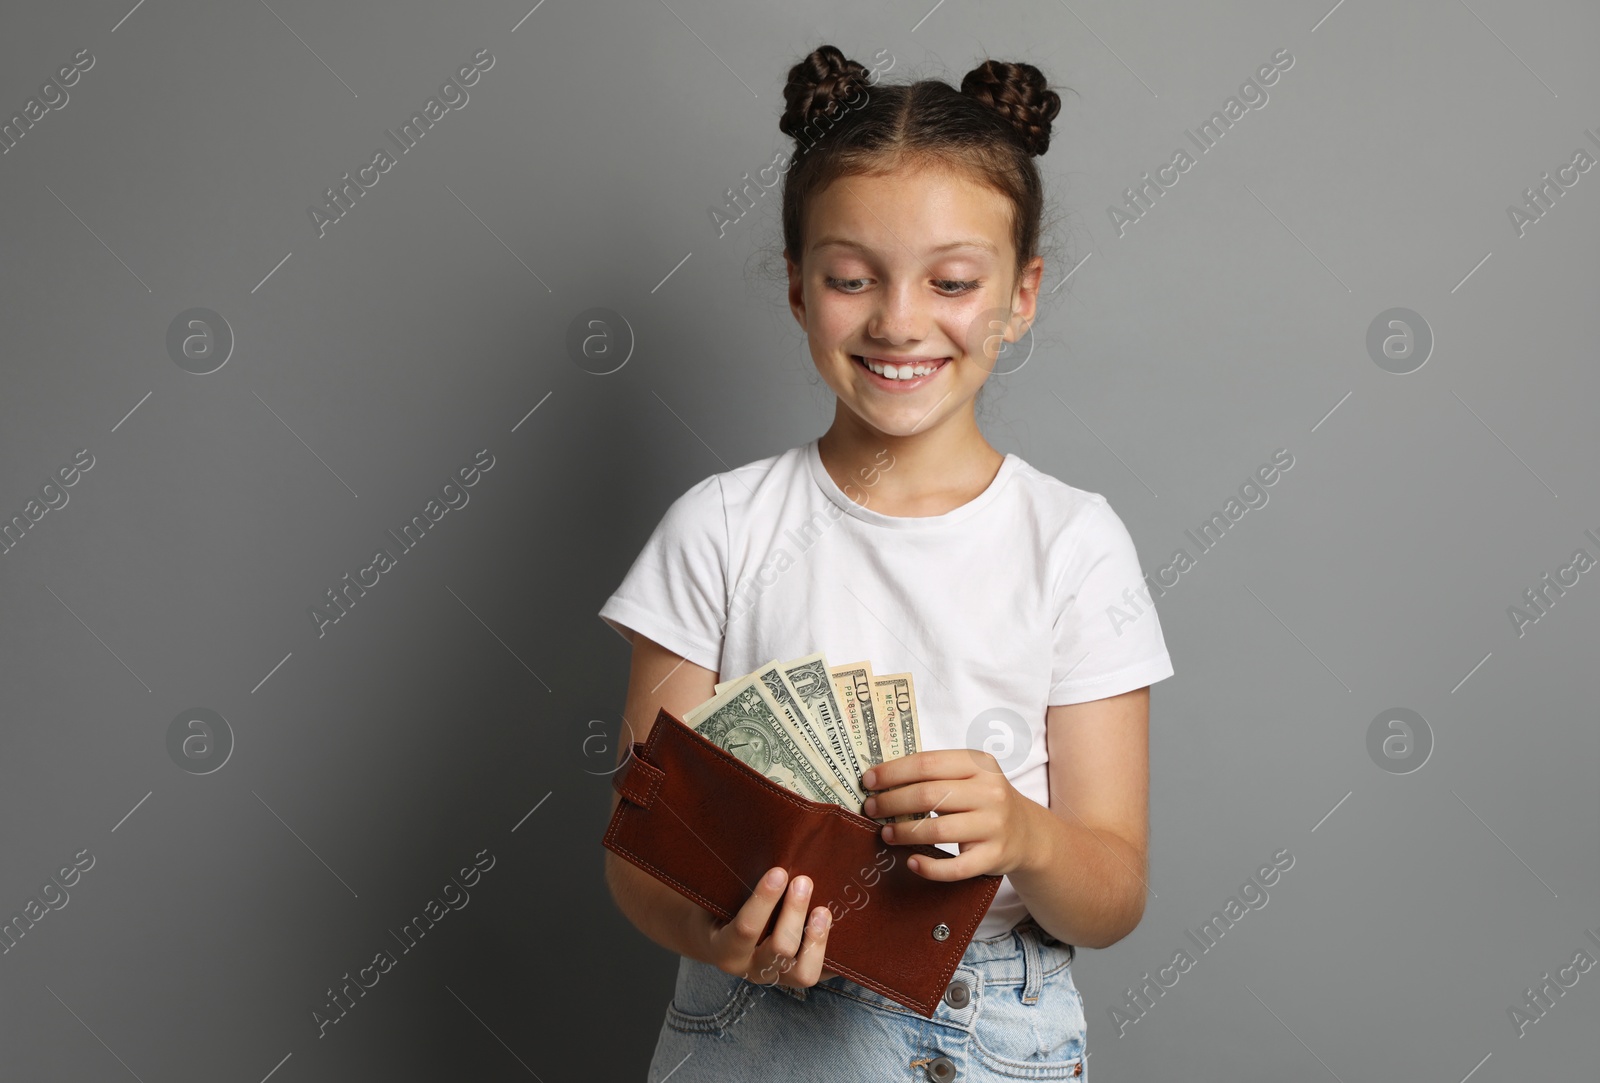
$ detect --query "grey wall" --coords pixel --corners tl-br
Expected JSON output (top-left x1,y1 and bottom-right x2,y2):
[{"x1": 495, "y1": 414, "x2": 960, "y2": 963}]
[{"x1": 2, "y1": 1, "x2": 1595, "y2": 1079}]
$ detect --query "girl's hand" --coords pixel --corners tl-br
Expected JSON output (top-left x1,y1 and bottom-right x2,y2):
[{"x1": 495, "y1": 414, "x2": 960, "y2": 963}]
[
  {"x1": 696, "y1": 867, "x2": 840, "y2": 987},
  {"x1": 861, "y1": 750, "x2": 1041, "y2": 880}
]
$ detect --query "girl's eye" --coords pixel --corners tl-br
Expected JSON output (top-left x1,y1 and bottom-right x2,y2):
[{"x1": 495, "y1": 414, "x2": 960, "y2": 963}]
[{"x1": 824, "y1": 276, "x2": 983, "y2": 295}]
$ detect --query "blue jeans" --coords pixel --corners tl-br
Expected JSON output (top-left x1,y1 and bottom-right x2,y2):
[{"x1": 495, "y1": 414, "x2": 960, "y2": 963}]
[{"x1": 646, "y1": 917, "x2": 1087, "y2": 1081}]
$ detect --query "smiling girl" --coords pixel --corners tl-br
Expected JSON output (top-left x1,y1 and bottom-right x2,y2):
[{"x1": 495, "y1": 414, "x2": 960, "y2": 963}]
[{"x1": 601, "y1": 44, "x2": 1175, "y2": 1081}]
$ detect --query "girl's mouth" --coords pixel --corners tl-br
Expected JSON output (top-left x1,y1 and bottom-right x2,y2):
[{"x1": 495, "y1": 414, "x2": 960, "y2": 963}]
[{"x1": 851, "y1": 354, "x2": 951, "y2": 392}]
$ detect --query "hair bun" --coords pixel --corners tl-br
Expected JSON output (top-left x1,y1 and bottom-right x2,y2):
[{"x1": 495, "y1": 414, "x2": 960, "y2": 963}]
[
  {"x1": 960, "y1": 59, "x2": 1061, "y2": 156},
  {"x1": 780, "y1": 44, "x2": 872, "y2": 142}
]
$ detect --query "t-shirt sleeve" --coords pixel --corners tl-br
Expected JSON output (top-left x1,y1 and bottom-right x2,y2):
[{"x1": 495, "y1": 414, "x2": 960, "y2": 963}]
[
  {"x1": 1047, "y1": 495, "x2": 1175, "y2": 705},
  {"x1": 597, "y1": 473, "x2": 728, "y2": 673}
]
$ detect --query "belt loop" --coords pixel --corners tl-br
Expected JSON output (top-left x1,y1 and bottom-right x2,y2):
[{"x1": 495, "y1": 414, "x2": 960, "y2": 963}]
[{"x1": 1018, "y1": 921, "x2": 1043, "y2": 1004}]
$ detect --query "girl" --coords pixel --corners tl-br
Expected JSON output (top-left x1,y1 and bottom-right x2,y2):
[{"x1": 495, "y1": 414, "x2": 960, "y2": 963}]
[{"x1": 601, "y1": 44, "x2": 1174, "y2": 1082}]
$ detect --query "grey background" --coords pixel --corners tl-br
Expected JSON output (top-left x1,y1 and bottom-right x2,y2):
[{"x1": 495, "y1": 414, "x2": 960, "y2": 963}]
[{"x1": 1, "y1": 0, "x2": 1595, "y2": 1079}]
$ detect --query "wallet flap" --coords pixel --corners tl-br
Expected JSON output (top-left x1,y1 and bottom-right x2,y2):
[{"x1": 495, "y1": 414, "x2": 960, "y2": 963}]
[{"x1": 611, "y1": 743, "x2": 663, "y2": 808}]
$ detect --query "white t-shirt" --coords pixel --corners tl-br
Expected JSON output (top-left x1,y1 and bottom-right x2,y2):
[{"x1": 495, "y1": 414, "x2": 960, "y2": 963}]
[{"x1": 599, "y1": 437, "x2": 1175, "y2": 941}]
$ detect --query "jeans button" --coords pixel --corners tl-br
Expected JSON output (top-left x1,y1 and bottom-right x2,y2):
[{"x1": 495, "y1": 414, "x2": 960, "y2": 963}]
[
  {"x1": 925, "y1": 1055, "x2": 957, "y2": 1082},
  {"x1": 943, "y1": 980, "x2": 970, "y2": 1009}
]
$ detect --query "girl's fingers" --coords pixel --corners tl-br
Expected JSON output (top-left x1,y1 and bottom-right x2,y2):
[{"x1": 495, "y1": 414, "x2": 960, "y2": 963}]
[
  {"x1": 790, "y1": 905, "x2": 832, "y2": 984},
  {"x1": 866, "y1": 780, "x2": 969, "y2": 821},
  {"x1": 717, "y1": 867, "x2": 787, "y2": 961},
  {"x1": 889, "y1": 809, "x2": 979, "y2": 846},
  {"x1": 709, "y1": 869, "x2": 834, "y2": 986},
  {"x1": 906, "y1": 845, "x2": 987, "y2": 882},
  {"x1": 766, "y1": 874, "x2": 814, "y2": 961}
]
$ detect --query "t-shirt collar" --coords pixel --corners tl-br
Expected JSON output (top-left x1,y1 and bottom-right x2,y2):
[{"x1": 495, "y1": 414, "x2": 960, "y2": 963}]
[{"x1": 805, "y1": 438, "x2": 1020, "y2": 530}]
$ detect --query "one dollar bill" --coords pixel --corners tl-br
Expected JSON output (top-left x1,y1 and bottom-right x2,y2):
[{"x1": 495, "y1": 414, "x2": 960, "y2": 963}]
[{"x1": 685, "y1": 673, "x2": 849, "y2": 807}]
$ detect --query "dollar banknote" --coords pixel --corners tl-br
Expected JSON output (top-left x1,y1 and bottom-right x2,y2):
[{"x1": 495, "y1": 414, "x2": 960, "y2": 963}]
[
  {"x1": 689, "y1": 651, "x2": 929, "y2": 820},
  {"x1": 870, "y1": 672, "x2": 928, "y2": 824},
  {"x1": 684, "y1": 674, "x2": 848, "y2": 807},
  {"x1": 745, "y1": 658, "x2": 865, "y2": 806},
  {"x1": 829, "y1": 660, "x2": 885, "y2": 769},
  {"x1": 777, "y1": 652, "x2": 869, "y2": 803}
]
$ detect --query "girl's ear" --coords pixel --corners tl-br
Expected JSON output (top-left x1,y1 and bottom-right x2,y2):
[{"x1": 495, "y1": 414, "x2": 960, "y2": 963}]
[
  {"x1": 786, "y1": 252, "x2": 808, "y2": 329},
  {"x1": 1010, "y1": 255, "x2": 1045, "y2": 335}
]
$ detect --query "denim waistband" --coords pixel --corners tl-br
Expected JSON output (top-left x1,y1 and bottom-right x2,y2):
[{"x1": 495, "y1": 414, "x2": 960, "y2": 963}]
[
  {"x1": 783, "y1": 916, "x2": 1076, "y2": 1011},
  {"x1": 961, "y1": 917, "x2": 1076, "y2": 1003}
]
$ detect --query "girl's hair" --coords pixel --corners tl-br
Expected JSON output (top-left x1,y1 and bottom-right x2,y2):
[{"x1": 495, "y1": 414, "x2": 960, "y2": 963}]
[{"x1": 778, "y1": 44, "x2": 1064, "y2": 280}]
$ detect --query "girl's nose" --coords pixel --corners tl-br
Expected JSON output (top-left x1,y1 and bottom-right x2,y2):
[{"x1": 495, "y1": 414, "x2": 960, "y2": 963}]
[{"x1": 867, "y1": 284, "x2": 927, "y2": 344}]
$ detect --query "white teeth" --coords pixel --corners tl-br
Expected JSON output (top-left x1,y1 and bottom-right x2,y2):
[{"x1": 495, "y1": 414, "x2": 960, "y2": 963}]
[{"x1": 861, "y1": 357, "x2": 942, "y2": 379}]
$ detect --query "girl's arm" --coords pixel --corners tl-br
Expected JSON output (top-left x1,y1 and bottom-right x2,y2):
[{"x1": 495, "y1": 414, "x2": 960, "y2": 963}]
[
  {"x1": 1007, "y1": 686, "x2": 1151, "y2": 948},
  {"x1": 603, "y1": 631, "x2": 723, "y2": 959}
]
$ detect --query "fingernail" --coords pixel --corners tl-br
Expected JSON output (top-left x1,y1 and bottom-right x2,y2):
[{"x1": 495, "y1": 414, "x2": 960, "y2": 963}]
[
  {"x1": 766, "y1": 868, "x2": 784, "y2": 888},
  {"x1": 862, "y1": 769, "x2": 877, "y2": 789},
  {"x1": 862, "y1": 797, "x2": 877, "y2": 816},
  {"x1": 881, "y1": 823, "x2": 895, "y2": 842},
  {"x1": 796, "y1": 876, "x2": 811, "y2": 897}
]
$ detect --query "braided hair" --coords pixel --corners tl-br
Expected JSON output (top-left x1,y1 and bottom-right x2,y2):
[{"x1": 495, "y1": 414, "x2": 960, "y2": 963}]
[{"x1": 778, "y1": 44, "x2": 1063, "y2": 279}]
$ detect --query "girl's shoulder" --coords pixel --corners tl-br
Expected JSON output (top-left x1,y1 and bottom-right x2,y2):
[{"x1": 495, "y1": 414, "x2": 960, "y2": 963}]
[
  {"x1": 1001, "y1": 457, "x2": 1152, "y2": 588},
  {"x1": 653, "y1": 442, "x2": 808, "y2": 522},
  {"x1": 1004, "y1": 455, "x2": 1120, "y2": 531}
]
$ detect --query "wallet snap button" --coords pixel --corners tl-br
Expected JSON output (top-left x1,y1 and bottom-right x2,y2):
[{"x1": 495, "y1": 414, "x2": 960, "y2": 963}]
[
  {"x1": 925, "y1": 1054, "x2": 957, "y2": 1081},
  {"x1": 932, "y1": 923, "x2": 951, "y2": 942},
  {"x1": 943, "y1": 980, "x2": 970, "y2": 1009}
]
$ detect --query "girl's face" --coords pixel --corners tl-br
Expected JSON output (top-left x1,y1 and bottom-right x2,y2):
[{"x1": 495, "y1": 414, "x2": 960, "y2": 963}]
[{"x1": 786, "y1": 163, "x2": 1042, "y2": 439}]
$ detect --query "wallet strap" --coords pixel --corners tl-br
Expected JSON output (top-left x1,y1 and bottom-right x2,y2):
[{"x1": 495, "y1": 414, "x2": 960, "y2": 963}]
[{"x1": 612, "y1": 743, "x2": 664, "y2": 808}]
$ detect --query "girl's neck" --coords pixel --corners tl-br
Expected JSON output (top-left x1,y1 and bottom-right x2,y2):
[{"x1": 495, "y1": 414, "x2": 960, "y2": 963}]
[{"x1": 816, "y1": 405, "x2": 1005, "y2": 518}]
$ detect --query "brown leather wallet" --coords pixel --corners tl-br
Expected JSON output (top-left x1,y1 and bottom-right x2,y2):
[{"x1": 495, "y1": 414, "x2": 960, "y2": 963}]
[{"x1": 603, "y1": 706, "x2": 1002, "y2": 1018}]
